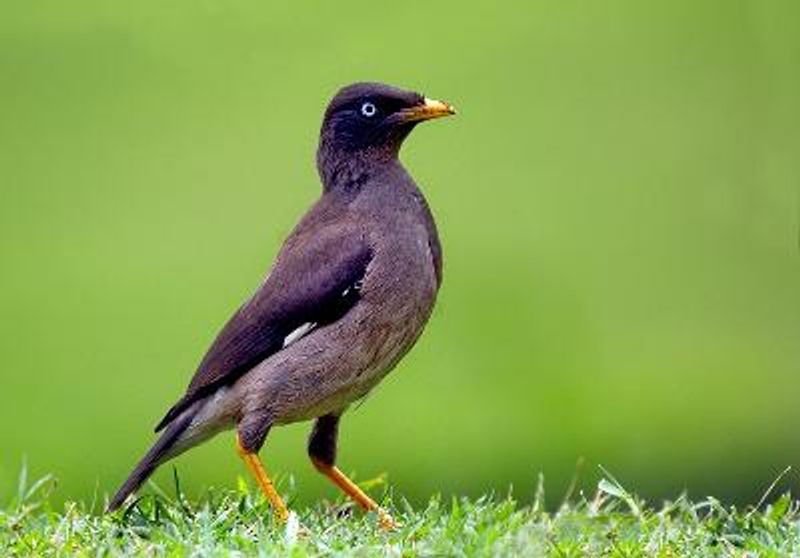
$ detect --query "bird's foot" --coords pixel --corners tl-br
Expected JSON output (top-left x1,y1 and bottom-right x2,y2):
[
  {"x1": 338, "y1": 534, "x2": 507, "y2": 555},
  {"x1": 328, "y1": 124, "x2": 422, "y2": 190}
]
[
  {"x1": 284, "y1": 511, "x2": 311, "y2": 540},
  {"x1": 377, "y1": 509, "x2": 398, "y2": 531}
]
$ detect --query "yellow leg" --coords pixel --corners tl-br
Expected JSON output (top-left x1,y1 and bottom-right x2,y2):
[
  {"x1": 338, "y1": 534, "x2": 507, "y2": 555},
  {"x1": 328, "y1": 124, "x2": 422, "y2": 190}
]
[
  {"x1": 311, "y1": 457, "x2": 396, "y2": 530},
  {"x1": 236, "y1": 435, "x2": 289, "y2": 522}
]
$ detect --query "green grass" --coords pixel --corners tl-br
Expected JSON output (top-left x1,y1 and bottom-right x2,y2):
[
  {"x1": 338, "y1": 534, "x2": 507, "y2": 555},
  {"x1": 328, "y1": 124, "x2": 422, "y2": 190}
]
[{"x1": 3, "y1": 470, "x2": 799, "y2": 557}]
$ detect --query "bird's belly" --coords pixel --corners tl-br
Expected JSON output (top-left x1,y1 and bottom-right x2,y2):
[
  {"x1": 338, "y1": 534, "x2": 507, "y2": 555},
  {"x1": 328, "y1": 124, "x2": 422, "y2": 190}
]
[
  {"x1": 279, "y1": 321, "x2": 419, "y2": 422},
  {"x1": 276, "y1": 294, "x2": 432, "y2": 423}
]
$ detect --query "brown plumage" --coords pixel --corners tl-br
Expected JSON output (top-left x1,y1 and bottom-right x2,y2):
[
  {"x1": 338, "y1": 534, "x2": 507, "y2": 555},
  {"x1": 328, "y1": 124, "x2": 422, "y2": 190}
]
[{"x1": 108, "y1": 83, "x2": 455, "y2": 526}]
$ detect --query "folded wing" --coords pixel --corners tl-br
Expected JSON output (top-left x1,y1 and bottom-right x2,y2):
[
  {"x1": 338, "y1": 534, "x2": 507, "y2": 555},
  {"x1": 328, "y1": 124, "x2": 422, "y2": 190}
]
[{"x1": 155, "y1": 226, "x2": 372, "y2": 431}]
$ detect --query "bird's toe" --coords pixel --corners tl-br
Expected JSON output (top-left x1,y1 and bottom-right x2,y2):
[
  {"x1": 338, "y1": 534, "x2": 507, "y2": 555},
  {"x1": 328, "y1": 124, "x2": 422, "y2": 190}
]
[{"x1": 377, "y1": 510, "x2": 399, "y2": 531}]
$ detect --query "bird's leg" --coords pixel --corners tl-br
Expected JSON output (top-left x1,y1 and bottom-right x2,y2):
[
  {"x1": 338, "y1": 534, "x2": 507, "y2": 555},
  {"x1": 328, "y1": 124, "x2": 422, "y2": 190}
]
[
  {"x1": 236, "y1": 434, "x2": 289, "y2": 522},
  {"x1": 308, "y1": 414, "x2": 396, "y2": 530}
]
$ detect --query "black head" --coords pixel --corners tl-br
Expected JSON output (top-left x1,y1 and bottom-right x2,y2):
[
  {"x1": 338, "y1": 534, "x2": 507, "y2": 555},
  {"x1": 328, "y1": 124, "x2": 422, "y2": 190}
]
[{"x1": 318, "y1": 82, "x2": 455, "y2": 160}]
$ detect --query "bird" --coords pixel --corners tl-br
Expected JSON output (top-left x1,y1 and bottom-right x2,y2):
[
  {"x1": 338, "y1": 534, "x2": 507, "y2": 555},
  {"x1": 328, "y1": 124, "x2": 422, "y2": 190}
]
[{"x1": 107, "y1": 82, "x2": 455, "y2": 529}]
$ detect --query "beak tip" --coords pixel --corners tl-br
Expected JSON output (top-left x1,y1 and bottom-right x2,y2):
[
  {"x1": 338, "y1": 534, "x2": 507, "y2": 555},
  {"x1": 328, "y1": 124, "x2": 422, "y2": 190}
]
[
  {"x1": 421, "y1": 97, "x2": 457, "y2": 119},
  {"x1": 400, "y1": 97, "x2": 456, "y2": 122}
]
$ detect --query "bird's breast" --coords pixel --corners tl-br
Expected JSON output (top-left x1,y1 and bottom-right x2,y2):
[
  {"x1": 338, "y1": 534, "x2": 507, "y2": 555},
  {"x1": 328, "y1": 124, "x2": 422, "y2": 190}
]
[
  {"x1": 364, "y1": 220, "x2": 439, "y2": 318},
  {"x1": 351, "y1": 223, "x2": 439, "y2": 364}
]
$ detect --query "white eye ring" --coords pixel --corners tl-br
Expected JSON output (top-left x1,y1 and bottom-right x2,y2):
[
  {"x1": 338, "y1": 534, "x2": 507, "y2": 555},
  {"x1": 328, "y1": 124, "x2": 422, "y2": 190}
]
[{"x1": 360, "y1": 102, "x2": 377, "y2": 117}]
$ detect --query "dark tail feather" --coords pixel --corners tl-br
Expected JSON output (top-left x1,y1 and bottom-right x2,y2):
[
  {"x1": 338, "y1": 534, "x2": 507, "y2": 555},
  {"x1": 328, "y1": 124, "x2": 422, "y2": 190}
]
[{"x1": 107, "y1": 410, "x2": 195, "y2": 512}]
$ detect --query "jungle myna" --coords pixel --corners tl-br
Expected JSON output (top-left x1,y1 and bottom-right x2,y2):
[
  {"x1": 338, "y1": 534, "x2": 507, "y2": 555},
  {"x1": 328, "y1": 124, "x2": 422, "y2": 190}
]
[{"x1": 108, "y1": 82, "x2": 455, "y2": 529}]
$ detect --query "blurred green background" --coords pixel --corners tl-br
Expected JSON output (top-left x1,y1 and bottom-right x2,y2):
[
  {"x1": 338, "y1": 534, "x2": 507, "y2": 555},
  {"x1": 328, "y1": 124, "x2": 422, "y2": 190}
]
[{"x1": 1, "y1": 0, "x2": 798, "y2": 509}]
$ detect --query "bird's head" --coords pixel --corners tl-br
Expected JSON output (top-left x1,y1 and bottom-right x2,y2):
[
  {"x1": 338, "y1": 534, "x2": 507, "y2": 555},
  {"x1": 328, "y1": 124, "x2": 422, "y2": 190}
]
[{"x1": 317, "y1": 82, "x2": 455, "y2": 186}]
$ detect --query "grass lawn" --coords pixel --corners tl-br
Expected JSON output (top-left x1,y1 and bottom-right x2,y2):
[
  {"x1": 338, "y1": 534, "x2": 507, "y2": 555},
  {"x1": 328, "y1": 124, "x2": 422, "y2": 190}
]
[{"x1": 2, "y1": 470, "x2": 799, "y2": 557}]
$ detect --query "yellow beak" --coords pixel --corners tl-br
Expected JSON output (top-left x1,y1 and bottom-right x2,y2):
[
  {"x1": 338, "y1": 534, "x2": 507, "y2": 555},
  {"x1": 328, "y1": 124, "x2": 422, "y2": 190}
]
[{"x1": 399, "y1": 97, "x2": 457, "y2": 122}]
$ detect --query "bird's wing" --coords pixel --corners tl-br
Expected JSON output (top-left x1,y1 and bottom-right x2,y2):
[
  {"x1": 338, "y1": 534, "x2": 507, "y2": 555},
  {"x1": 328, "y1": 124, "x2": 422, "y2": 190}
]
[{"x1": 155, "y1": 225, "x2": 371, "y2": 431}]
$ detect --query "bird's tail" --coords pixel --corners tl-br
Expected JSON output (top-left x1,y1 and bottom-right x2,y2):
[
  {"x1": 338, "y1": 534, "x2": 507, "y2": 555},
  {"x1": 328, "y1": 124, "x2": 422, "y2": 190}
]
[{"x1": 106, "y1": 409, "x2": 195, "y2": 512}]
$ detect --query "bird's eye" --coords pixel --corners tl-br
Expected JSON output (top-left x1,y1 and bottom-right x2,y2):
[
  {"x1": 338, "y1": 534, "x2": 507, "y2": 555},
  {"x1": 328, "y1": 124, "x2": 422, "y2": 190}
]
[{"x1": 360, "y1": 102, "x2": 378, "y2": 118}]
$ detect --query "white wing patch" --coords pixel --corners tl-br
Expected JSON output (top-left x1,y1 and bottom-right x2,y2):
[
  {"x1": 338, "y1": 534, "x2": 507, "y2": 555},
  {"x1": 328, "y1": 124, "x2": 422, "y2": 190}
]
[
  {"x1": 281, "y1": 282, "x2": 361, "y2": 349},
  {"x1": 342, "y1": 279, "x2": 364, "y2": 298},
  {"x1": 282, "y1": 322, "x2": 317, "y2": 348}
]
